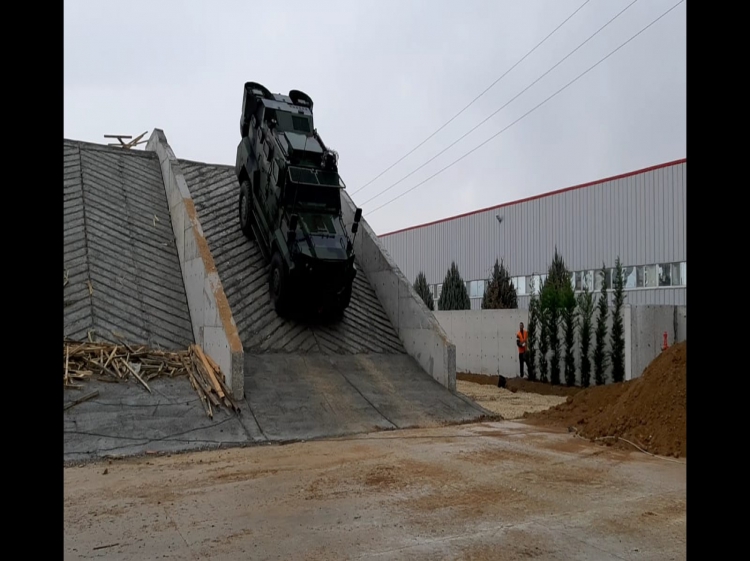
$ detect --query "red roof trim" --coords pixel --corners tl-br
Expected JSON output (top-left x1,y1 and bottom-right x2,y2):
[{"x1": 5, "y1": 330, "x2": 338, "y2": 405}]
[{"x1": 377, "y1": 158, "x2": 686, "y2": 237}]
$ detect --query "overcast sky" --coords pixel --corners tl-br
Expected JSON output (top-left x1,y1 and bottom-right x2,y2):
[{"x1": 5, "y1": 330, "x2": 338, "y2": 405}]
[{"x1": 64, "y1": 0, "x2": 685, "y2": 235}]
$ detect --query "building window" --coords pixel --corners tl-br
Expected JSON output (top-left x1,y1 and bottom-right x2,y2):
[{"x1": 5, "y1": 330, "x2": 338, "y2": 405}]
[
  {"x1": 513, "y1": 276, "x2": 526, "y2": 296},
  {"x1": 583, "y1": 270, "x2": 594, "y2": 291},
  {"x1": 594, "y1": 269, "x2": 604, "y2": 291},
  {"x1": 469, "y1": 280, "x2": 486, "y2": 299},
  {"x1": 436, "y1": 283, "x2": 442, "y2": 301},
  {"x1": 658, "y1": 263, "x2": 672, "y2": 286},
  {"x1": 680, "y1": 262, "x2": 686, "y2": 285},
  {"x1": 644, "y1": 265, "x2": 657, "y2": 288},
  {"x1": 574, "y1": 271, "x2": 582, "y2": 291}
]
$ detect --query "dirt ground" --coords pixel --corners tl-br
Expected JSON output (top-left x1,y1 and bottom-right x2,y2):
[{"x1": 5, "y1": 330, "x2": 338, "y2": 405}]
[
  {"x1": 64, "y1": 421, "x2": 686, "y2": 560},
  {"x1": 526, "y1": 342, "x2": 687, "y2": 458},
  {"x1": 458, "y1": 373, "x2": 582, "y2": 397},
  {"x1": 456, "y1": 380, "x2": 567, "y2": 419}
]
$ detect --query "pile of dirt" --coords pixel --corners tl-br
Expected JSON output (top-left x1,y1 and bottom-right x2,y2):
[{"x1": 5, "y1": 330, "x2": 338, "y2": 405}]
[{"x1": 525, "y1": 341, "x2": 686, "y2": 458}]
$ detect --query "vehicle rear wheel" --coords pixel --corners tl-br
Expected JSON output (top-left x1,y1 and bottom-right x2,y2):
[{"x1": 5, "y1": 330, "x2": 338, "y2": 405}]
[
  {"x1": 269, "y1": 251, "x2": 289, "y2": 315},
  {"x1": 239, "y1": 180, "x2": 255, "y2": 239}
]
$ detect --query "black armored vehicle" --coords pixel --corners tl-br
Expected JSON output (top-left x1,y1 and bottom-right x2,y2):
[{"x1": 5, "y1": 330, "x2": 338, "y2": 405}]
[{"x1": 235, "y1": 81, "x2": 362, "y2": 317}]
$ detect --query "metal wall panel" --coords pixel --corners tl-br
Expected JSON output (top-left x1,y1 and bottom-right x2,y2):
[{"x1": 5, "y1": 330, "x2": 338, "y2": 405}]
[{"x1": 379, "y1": 160, "x2": 686, "y2": 309}]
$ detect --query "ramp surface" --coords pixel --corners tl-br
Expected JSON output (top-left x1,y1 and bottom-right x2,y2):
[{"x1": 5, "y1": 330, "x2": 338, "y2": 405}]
[
  {"x1": 179, "y1": 160, "x2": 405, "y2": 355},
  {"x1": 243, "y1": 353, "x2": 489, "y2": 442},
  {"x1": 63, "y1": 140, "x2": 193, "y2": 349},
  {"x1": 178, "y1": 158, "x2": 490, "y2": 442}
]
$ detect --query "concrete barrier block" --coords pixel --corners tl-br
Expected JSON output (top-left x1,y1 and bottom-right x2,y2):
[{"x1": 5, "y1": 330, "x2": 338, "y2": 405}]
[
  {"x1": 184, "y1": 257, "x2": 206, "y2": 339},
  {"x1": 203, "y1": 274, "x2": 221, "y2": 328},
  {"x1": 169, "y1": 200, "x2": 186, "y2": 261},
  {"x1": 147, "y1": 129, "x2": 244, "y2": 399}
]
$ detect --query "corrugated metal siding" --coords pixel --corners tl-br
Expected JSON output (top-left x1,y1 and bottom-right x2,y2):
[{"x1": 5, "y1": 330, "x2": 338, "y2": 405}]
[{"x1": 379, "y1": 161, "x2": 686, "y2": 308}]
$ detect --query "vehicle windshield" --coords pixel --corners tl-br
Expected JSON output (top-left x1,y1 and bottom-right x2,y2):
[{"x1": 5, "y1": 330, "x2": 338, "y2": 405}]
[
  {"x1": 274, "y1": 110, "x2": 313, "y2": 134},
  {"x1": 286, "y1": 184, "x2": 341, "y2": 214}
]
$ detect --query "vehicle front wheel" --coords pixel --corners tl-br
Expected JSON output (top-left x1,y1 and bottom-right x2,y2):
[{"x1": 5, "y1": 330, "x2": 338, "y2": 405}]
[
  {"x1": 269, "y1": 251, "x2": 289, "y2": 315},
  {"x1": 239, "y1": 180, "x2": 255, "y2": 239}
]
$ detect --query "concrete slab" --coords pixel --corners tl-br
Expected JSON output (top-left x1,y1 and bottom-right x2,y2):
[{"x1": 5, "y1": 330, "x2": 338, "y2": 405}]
[
  {"x1": 243, "y1": 354, "x2": 397, "y2": 441},
  {"x1": 63, "y1": 378, "x2": 260, "y2": 463},
  {"x1": 243, "y1": 353, "x2": 492, "y2": 443}
]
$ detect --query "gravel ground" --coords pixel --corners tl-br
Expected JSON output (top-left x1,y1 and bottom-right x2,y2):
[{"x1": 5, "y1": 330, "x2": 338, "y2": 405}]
[{"x1": 457, "y1": 380, "x2": 567, "y2": 419}]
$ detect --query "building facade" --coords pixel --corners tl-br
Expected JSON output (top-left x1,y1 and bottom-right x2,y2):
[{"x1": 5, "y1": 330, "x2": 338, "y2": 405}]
[{"x1": 378, "y1": 159, "x2": 686, "y2": 309}]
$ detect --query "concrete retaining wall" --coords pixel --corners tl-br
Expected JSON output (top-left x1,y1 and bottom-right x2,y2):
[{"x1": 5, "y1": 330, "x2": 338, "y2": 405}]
[
  {"x1": 146, "y1": 130, "x2": 245, "y2": 399},
  {"x1": 436, "y1": 304, "x2": 685, "y2": 384},
  {"x1": 629, "y1": 305, "x2": 686, "y2": 388},
  {"x1": 341, "y1": 191, "x2": 457, "y2": 391}
]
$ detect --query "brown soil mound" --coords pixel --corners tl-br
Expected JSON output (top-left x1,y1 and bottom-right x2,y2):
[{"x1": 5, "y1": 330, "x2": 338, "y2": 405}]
[{"x1": 525, "y1": 341, "x2": 686, "y2": 458}]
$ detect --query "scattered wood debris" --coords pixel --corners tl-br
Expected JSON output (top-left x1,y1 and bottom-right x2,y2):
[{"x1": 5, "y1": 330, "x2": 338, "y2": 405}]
[
  {"x1": 64, "y1": 390, "x2": 100, "y2": 411},
  {"x1": 63, "y1": 339, "x2": 241, "y2": 418}
]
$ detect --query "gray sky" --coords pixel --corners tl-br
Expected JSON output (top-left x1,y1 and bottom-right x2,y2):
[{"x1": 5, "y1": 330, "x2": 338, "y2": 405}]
[{"x1": 64, "y1": 0, "x2": 686, "y2": 235}]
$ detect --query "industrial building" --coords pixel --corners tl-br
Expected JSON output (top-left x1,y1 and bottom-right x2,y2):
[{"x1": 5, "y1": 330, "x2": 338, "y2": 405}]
[{"x1": 378, "y1": 158, "x2": 686, "y2": 309}]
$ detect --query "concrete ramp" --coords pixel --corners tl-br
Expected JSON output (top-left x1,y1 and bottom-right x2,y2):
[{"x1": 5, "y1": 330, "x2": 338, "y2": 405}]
[
  {"x1": 243, "y1": 353, "x2": 489, "y2": 442},
  {"x1": 178, "y1": 159, "x2": 406, "y2": 355},
  {"x1": 63, "y1": 139, "x2": 194, "y2": 349}
]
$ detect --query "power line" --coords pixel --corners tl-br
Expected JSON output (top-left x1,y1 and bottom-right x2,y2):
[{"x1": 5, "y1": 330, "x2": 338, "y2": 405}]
[
  {"x1": 349, "y1": 0, "x2": 593, "y2": 197},
  {"x1": 359, "y1": 0, "x2": 641, "y2": 207},
  {"x1": 366, "y1": 0, "x2": 684, "y2": 217}
]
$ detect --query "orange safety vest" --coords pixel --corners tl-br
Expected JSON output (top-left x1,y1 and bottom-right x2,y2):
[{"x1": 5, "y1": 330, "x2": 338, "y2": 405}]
[{"x1": 517, "y1": 330, "x2": 528, "y2": 354}]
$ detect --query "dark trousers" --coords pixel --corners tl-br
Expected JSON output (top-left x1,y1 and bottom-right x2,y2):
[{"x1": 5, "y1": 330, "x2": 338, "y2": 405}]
[{"x1": 519, "y1": 352, "x2": 526, "y2": 377}]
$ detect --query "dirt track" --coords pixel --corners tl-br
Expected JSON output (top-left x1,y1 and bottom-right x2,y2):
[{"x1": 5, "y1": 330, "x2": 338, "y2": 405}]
[
  {"x1": 64, "y1": 421, "x2": 685, "y2": 560},
  {"x1": 456, "y1": 380, "x2": 567, "y2": 419}
]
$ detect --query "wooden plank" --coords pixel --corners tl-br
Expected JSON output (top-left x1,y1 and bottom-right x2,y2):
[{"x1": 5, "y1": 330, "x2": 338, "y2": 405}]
[
  {"x1": 64, "y1": 390, "x2": 100, "y2": 411},
  {"x1": 192, "y1": 345, "x2": 224, "y2": 399}
]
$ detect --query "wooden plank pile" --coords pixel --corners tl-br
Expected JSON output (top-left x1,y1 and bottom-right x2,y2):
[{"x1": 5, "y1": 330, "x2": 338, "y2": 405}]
[{"x1": 63, "y1": 338, "x2": 240, "y2": 418}]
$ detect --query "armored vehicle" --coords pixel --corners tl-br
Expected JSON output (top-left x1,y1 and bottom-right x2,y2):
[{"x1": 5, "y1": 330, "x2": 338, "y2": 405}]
[{"x1": 235, "y1": 81, "x2": 362, "y2": 317}]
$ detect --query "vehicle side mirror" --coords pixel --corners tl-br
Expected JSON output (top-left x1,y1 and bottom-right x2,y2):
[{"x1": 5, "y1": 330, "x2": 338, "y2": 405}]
[
  {"x1": 351, "y1": 222, "x2": 359, "y2": 234},
  {"x1": 354, "y1": 208, "x2": 362, "y2": 223}
]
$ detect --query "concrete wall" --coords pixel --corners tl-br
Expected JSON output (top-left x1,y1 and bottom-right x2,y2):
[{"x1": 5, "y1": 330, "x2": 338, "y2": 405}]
[
  {"x1": 629, "y1": 305, "x2": 686, "y2": 388},
  {"x1": 435, "y1": 304, "x2": 685, "y2": 385},
  {"x1": 341, "y1": 191, "x2": 457, "y2": 391},
  {"x1": 146, "y1": 130, "x2": 245, "y2": 399}
]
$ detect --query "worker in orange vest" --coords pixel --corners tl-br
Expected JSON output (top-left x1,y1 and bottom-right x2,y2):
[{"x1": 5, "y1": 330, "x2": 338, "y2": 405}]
[{"x1": 516, "y1": 321, "x2": 529, "y2": 379}]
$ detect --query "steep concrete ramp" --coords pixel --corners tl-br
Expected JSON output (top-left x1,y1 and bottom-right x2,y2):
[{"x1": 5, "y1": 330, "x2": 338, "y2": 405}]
[
  {"x1": 176, "y1": 157, "x2": 490, "y2": 440},
  {"x1": 178, "y1": 160, "x2": 405, "y2": 355},
  {"x1": 63, "y1": 140, "x2": 194, "y2": 349},
  {"x1": 244, "y1": 353, "x2": 490, "y2": 442}
]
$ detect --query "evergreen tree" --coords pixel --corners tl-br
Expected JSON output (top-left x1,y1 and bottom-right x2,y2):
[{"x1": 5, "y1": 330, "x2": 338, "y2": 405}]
[
  {"x1": 610, "y1": 257, "x2": 627, "y2": 383},
  {"x1": 537, "y1": 277, "x2": 549, "y2": 383},
  {"x1": 593, "y1": 263, "x2": 609, "y2": 385},
  {"x1": 561, "y1": 282, "x2": 578, "y2": 387},
  {"x1": 542, "y1": 281, "x2": 561, "y2": 385},
  {"x1": 542, "y1": 248, "x2": 571, "y2": 385},
  {"x1": 482, "y1": 258, "x2": 517, "y2": 309},
  {"x1": 413, "y1": 271, "x2": 434, "y2": 311},
  {"x1": 526, "y1": 277, "x2": 539, "y2": 382},
  {"x1": 438, "y1": 262, "x2": 471, "y2": 311},
  {"x1": 576, "y1": 286, "x2": 595, "y2": 387}
]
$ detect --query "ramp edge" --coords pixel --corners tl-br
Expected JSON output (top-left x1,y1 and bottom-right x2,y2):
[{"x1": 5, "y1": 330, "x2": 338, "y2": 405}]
[
  {"x1": 146, "y1": 129, "x2": 245, "y2": 399},
  {"x1": 341, "y1": 191, "x2": 457, "y2": 391}
]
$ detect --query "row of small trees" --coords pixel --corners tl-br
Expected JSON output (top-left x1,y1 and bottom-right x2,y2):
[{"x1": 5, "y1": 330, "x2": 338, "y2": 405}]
[
  {"x1": 412, "y1": 249, "x2": 628, "y2": 387},
  {"x1": 413, "y1": 258, "x2": 518, "y2": 312},
  {"x1": 528, "y1": 248, "x2": 626, "y2": 386}
]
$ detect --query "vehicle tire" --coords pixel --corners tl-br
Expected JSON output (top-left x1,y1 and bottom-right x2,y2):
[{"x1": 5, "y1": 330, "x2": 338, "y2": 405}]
[
  {"x1": 239, "y1": 180, "x2": 255, "y2": 239},
  {"x1": 339, "y1": 284, "x2": 352, "y2": 310},
  {"x1": 269, "y1": 251, "x2": 289, "y2": 315}
]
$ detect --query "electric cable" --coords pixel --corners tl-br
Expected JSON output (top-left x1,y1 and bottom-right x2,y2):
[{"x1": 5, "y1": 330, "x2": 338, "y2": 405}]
[
  {"x1": 359, "y1": 0, "x2": 641, "y2": 207},
  {"x1": 366, "y1": 0, "x2": 684, "y2": 217},
  {"x1": 349, "y1": 0, "x2": 593, "y2": 196}
]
